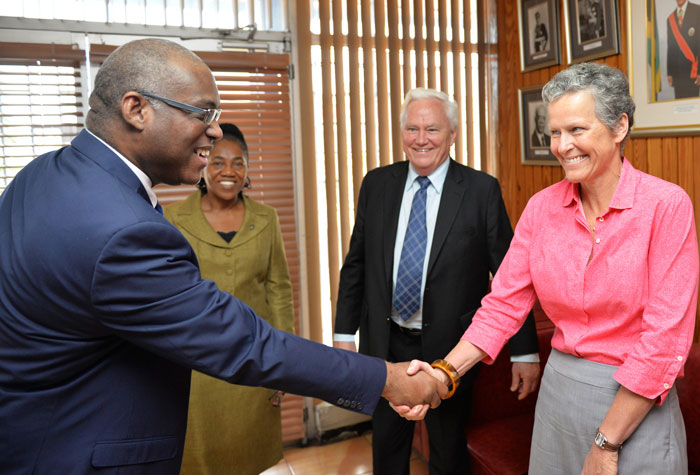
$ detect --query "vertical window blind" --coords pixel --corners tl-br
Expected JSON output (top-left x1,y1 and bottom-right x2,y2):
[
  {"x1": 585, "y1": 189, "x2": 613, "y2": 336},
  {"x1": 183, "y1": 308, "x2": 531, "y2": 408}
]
[
  {"x1": 295, "y1": 0, "x2": 487, "y2": 342},
  {"x1": 151, "y1": 49, "x2": 304, "y2": 444}
]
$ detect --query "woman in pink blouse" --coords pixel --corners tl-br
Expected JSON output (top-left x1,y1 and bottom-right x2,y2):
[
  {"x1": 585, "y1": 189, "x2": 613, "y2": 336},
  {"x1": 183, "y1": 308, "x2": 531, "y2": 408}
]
[{"x1": 401, "y1": 63, "x2": 698, "y2": 474}]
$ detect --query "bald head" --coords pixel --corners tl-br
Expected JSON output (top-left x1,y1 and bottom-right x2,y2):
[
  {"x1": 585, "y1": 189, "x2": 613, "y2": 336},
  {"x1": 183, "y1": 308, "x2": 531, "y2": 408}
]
[{"x1": 86, "y1": 39, "x2": 207, "y2": 133}]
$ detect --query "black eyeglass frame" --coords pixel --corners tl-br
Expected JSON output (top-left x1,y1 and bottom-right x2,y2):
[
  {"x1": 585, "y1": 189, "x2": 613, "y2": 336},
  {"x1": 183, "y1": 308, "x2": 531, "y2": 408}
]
[{"x1": 138, "y1": 91, "x2": 222, "y2": 125}]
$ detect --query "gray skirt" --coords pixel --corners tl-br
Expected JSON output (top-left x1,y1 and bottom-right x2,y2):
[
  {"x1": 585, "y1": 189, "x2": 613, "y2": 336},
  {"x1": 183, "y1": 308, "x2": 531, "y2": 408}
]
[{"x1": 529, "y1": 349, "x2": 687, "y2": 475}]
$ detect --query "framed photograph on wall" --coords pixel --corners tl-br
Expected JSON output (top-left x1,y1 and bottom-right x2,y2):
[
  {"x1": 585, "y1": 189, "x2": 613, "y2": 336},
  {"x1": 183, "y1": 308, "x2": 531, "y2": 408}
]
[
  {"x1": 518, "y1": 0, "x2": 561, "y2": 72},
  {"x1": 519, "y1": 86, "x2": 559, "y2": 165},
  {"x1": 627, "y1": 0, "x2": 700, "y2": 136},
  {"x1": 564, "y1": 0, "x2": 620, "y2": 63}
]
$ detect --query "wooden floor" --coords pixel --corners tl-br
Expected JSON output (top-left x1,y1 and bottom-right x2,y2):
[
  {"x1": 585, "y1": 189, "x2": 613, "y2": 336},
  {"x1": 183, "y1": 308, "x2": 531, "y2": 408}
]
[{"x1": 261, "y1": 433, "x2": 429, "y2": 475}]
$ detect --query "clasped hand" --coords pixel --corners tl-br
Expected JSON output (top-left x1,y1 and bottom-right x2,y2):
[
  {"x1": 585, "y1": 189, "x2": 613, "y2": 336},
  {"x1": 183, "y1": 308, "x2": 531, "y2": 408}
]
[
  {"x1": 335, "y1": 341, "x2": 449, "y2": 414},
  {"x1": 388, "y1": 360, "x2": 541, "y2": 420},
  {"x1": 381, "y1": 361, "x2": 447, "y2": 414},
  {"x1": 388, "y1": 360, "x2": 450, "y2": 420}
]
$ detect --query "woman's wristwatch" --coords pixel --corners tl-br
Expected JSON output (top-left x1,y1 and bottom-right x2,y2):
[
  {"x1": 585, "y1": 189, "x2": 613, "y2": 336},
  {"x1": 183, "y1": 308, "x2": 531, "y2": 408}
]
[{"x1": 594, "y1": 429, "x2": 622, "y2": 452}]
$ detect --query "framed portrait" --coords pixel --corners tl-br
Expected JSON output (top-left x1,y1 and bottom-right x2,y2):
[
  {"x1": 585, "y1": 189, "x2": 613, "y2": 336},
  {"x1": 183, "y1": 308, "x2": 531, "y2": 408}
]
[
  {"x1": 564, "y1": 0, "x2": 620, "y2": 63},
  {"x1": 519, "y1": 86, "x2": 558, "y2": 165},
  {"x1": 518, "y1": 0, "x2": 561, "y2": 72},
  {"x1": 627, "y1": 0, "x2": 700, "y2": 136}
]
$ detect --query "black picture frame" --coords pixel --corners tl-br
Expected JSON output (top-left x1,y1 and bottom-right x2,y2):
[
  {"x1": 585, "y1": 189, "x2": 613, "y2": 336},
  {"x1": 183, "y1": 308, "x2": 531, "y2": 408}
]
[
  {"x1": 519, "y1": 86, "x2": 559, "y2": 166},
  {"x1": 518, "y1": 0, "x2": 561, "y2": 72},
  {"x1": 565, "y1": 0, "x2": 620, "y2": 63}
]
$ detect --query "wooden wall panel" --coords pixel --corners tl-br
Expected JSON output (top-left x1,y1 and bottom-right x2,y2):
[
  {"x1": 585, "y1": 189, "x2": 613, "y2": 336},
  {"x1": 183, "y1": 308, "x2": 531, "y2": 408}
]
[{"x1": 496, "y1": 0, "x2": 700, "y2": 342}]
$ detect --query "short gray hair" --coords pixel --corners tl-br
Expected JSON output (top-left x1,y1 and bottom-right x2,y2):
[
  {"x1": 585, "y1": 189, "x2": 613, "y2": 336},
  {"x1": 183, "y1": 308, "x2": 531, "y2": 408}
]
[
  {"x1": 401, "y1": 88, "x2": 459, "y2": 130},
  {"x1": 541, "y1": 62, "x2": 635, "y2": 151}
]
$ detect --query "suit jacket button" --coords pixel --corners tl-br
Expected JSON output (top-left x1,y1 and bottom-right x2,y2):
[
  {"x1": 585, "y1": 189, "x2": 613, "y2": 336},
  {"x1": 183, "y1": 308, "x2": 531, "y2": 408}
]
[
  {"x1": 357, "y1": 403, "x2": 363, "y2": 410},
  {"x1": 343, "y1": 400, "x2": 351, "y2": 407},
  {"x1": 337, "y1": 398, "x2": 345, "y2": 405},
  {"x1": 350, "y1": 401, "x2": 357, "y2": 409}
]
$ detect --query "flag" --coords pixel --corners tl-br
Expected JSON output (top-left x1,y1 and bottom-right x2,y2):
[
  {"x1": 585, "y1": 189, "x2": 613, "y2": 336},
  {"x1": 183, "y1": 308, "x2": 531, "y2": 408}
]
[{"x1": 647, "y1": 0, "x2": 661, "y2": 101}]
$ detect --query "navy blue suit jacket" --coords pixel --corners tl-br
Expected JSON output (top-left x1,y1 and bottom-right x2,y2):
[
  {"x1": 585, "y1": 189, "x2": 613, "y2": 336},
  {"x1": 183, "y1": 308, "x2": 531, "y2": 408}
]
[{"x1": 0, "y1": 130, "x2": 385, "y2": 474}]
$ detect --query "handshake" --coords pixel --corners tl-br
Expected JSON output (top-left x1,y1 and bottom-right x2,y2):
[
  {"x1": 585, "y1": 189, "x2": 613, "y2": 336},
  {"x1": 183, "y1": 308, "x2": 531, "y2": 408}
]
[
  {"x1": 334, "y1": 339, "x2": 491, "y2": 420},
  {"x1": 334, "y1": 341, "x2": 455, "y2": 420},
  {"x1": 381, "y1": 359, "x2": 455, "y2": 420}
]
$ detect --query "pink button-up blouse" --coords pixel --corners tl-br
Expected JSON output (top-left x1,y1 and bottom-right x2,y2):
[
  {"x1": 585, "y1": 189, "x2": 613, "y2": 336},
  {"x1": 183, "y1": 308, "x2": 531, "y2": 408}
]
[{"x1": 463, "y1": 158, "x2": 698, "y2": 403}]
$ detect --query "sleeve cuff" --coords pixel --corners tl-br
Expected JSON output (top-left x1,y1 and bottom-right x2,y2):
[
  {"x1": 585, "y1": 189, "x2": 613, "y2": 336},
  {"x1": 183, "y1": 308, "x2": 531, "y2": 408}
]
[
  {"x1": 510, "y1": 353, "x2": 540, "y2": 363},
  {"x1": 333, "y1": 333, "x2": 356, "y2": 342},
  {"x1": 613, "y1": 361, "x2": 677, "y2": 405}
]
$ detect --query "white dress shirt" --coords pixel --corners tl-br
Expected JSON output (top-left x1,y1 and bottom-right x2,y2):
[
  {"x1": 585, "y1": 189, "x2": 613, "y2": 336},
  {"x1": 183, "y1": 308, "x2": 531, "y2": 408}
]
[
  {"x1": 678, "y1": 0, "x2": 688, "y2": 20},
  {"x1": 334, "y1": 159, "x2": 448, "y2": 344}
]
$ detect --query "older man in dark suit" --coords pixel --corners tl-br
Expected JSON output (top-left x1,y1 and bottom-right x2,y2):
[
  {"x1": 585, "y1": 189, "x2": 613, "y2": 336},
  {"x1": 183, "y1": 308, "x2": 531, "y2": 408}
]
[
  {"x1": 0, "y1": 39, "x2": 445, "y2": 474},
  {"x1": 334, "y1": 88, "x2": 540, "y2": 475}
]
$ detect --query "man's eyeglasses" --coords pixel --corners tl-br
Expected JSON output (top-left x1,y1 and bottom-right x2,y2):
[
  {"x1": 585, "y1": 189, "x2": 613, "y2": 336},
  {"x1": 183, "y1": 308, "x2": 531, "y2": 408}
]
[{"x1": 139, "y1": 91, "x2": 222, "y2": 125}]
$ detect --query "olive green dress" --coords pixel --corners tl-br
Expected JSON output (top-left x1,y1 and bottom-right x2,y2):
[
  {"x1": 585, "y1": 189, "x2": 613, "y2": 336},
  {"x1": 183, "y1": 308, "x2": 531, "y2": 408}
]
[{"x1": 164, "y1": 191, "x2": 294, "y2": 475}]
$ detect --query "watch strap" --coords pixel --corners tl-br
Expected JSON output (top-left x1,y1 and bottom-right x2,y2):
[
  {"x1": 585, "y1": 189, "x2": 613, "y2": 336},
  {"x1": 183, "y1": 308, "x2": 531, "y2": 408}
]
[{"x1": 594, "y1": 429, "x2": 622, "y2": 452}]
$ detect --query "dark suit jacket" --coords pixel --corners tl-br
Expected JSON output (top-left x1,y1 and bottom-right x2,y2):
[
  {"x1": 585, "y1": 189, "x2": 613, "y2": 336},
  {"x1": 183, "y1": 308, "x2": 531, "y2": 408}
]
[
  {"x1": 0, "y1": 130, "x2": 385, "y2": 474},
  {"x1": 334, "y1": 160, "x2": 538, "y2": 368},
  {"x1": 531, "y1": 130, "x2": 551, "y2": 148},
  {"x1": 667, "y1": 3, "x2": 700, "y2": 94}
]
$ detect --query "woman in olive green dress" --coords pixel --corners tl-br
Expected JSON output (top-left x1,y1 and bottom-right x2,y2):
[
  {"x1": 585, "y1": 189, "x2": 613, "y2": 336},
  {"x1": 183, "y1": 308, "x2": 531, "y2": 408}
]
[{"x1": 165, "y1": 123, "x2": 294, "y2": 475}]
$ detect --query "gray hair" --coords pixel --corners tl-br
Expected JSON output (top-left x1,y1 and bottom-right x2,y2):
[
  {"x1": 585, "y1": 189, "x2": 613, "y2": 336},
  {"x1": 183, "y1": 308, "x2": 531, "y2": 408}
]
[
  {"x1": 400, "y1": 88, "x2": 459, "y2": 131},
  {"x1": 541, "y1": 62, "x2": 635, "y2": 151}
]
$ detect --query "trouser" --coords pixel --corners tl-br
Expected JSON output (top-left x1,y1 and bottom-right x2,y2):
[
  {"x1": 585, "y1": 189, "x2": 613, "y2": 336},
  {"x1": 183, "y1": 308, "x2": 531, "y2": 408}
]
[{"x1": 371, "y1": 322, "x2": 474, "y2": 475}]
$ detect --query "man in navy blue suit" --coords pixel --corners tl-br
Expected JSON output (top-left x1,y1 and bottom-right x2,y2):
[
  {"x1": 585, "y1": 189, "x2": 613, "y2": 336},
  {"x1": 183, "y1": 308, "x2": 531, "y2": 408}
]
[{"x1": 0, "y1": 39, "x2": 445, "y2": 474}]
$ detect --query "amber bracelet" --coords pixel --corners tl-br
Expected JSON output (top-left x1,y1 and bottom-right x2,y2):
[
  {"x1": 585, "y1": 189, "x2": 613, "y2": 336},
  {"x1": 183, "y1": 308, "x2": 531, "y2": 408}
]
[{"x1": 431, "y1": 359, "x2": 460, "y2": 399}]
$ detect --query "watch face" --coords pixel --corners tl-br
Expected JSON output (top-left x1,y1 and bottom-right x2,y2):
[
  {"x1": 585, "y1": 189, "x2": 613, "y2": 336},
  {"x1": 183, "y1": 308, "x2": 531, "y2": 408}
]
[
  {"x1": 594, "y1": 431, "x2": 620, "y2": 451},
  {"x1": 594, "y1": 432, "x2": 606, "y2": 447}
]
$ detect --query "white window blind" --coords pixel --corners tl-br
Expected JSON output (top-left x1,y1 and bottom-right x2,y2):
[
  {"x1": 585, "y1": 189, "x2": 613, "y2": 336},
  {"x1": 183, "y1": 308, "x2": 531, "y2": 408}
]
[
  {"x1": 0, "y1": 44, "x2": 84, "y2": 194},
  {"x1": 0, "y1": 0, "x2": 288, "y2": 31}
]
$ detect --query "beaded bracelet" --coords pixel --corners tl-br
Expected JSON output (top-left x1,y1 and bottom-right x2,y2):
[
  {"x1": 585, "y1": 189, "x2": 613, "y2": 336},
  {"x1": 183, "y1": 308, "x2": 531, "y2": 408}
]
[{"x1": 430, "y1": 359, "x2": 460, "y2": 399}]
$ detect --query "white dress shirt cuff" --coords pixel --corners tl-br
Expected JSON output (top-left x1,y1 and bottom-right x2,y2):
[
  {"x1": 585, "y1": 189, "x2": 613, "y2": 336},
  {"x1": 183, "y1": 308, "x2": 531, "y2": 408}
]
[
  {"x1": 333, "y1": 333, "x2": 356, "y2": 342},
  {"x1": 510, "y1": 353, "x2": 540, "y2": 363}
]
